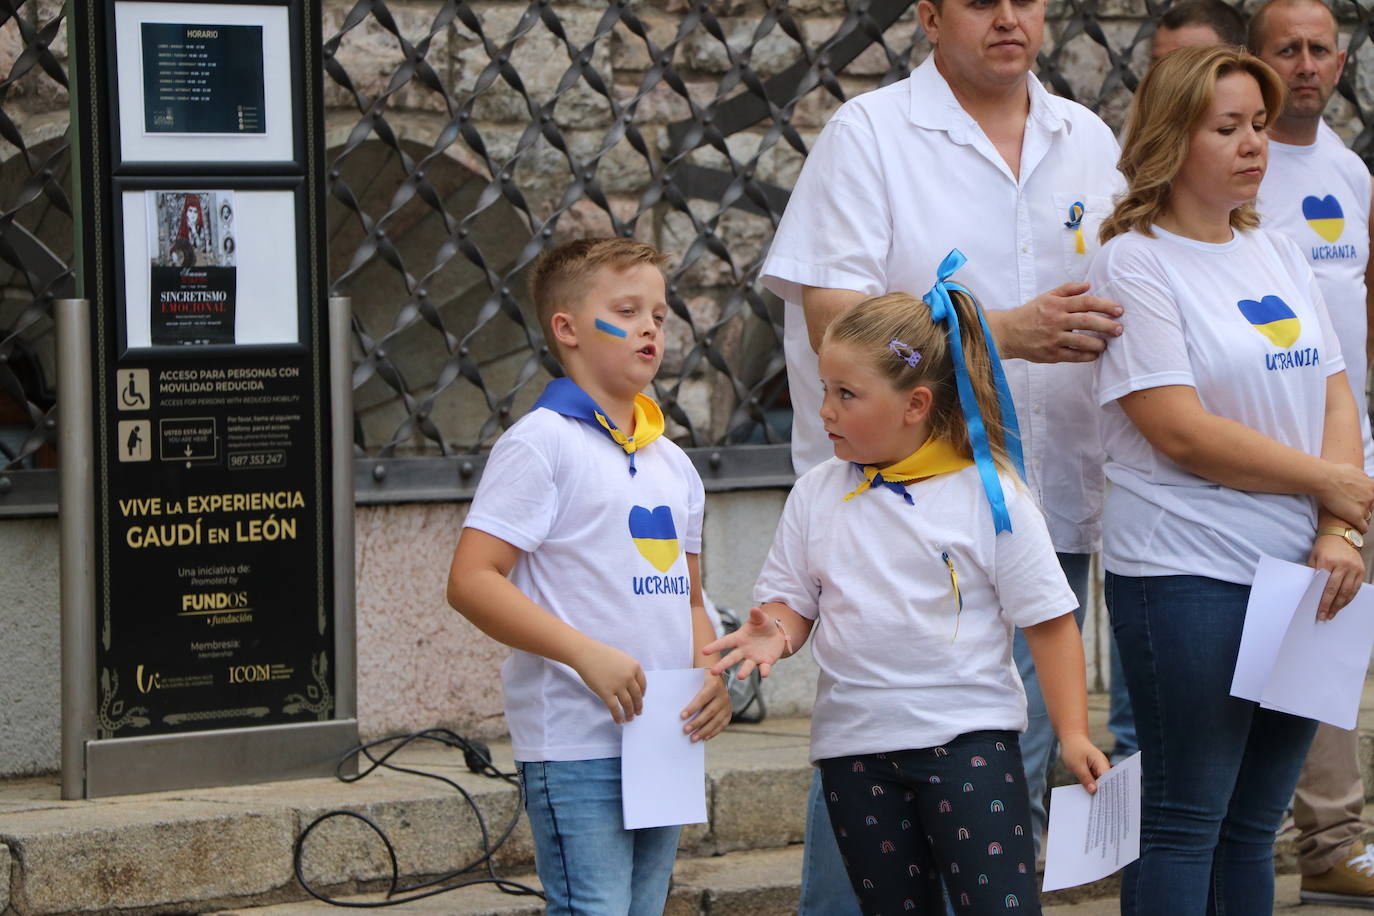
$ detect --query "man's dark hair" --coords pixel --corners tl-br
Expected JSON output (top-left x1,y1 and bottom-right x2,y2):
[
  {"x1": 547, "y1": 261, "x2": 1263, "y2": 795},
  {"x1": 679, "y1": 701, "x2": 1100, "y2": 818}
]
[{"x1": 1158, "y1": 0, "x2": 1247, "y2": 47}]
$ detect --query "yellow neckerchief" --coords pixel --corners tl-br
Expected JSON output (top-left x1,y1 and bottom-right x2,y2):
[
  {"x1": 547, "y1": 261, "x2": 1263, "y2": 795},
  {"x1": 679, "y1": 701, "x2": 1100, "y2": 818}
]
[
  {"x1": 532, "y1": 378, "x2": 666, "y2": 476},
  {"x1": 594, "y1": 394, "x2": 664, "y2": 455},
  {"x1": 842, "y1": 436, "x2": 974, "y2": 503}
]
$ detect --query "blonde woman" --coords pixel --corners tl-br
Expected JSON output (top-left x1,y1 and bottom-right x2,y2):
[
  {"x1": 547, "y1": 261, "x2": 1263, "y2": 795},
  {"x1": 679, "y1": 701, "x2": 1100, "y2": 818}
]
[{"x1": 1088, "y1": 45, "x2": 1374, "y2": 914}]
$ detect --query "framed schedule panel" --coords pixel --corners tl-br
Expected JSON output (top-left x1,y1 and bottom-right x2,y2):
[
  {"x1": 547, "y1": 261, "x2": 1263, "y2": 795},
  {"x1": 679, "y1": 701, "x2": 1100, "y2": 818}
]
[{"x1": 110, "y1": 1, "x2": 297, "y2": 167}]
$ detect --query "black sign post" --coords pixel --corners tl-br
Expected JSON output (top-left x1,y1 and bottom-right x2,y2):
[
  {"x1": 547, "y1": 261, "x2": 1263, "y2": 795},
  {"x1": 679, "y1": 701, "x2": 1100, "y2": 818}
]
[{"x1": 66, "y1": 0, "x2": 356, "y2": 797}]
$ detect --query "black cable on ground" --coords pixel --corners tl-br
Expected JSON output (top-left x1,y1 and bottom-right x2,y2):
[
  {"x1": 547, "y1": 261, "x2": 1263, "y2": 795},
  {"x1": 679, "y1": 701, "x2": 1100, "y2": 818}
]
[{"x1": 292, "y1": 728, "x2": 546, "y2": 907}]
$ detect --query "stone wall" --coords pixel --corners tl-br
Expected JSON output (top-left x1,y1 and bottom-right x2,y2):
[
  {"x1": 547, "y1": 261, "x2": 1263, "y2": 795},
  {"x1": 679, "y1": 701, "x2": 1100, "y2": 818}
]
[{"x1": 6, "y1": 2, "x2": 1374, "y2": 451}]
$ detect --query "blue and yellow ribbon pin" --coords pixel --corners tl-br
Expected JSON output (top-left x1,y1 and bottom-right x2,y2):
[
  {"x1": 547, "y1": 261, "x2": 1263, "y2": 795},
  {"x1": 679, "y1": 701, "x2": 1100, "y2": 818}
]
[{"x1": 1064, "y1": 201, "x2": 1085, "y2": 255}]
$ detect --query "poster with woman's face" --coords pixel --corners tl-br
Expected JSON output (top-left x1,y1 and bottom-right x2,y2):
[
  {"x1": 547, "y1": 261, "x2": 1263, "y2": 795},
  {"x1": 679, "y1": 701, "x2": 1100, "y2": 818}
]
[
  {"x1": 148, "y1": 190, "x2": 237, "y2": 345},
  {"x1": 151, "y1": 191, "x2": 235, "y2": 268}
]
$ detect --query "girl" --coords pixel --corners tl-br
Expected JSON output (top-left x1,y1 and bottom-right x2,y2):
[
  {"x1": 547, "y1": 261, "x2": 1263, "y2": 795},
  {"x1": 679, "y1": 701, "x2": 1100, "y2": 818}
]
[
  {"x1": 1089, "y1": 45, "x2": 1374, "y2": 915},
  {"x1": 705, "y1": 257, "x2": 1107, "y2": 915}
]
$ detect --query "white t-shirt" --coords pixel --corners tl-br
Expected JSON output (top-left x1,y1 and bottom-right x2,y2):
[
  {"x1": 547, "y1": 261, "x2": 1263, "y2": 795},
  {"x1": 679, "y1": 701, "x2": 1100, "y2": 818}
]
[
  {"x1": 463, "y1": 408, "x2": 705, "y2": 762},
  {"x1": 1258, "y1": 134, "x2": 1374, "y2": 474},
  {"x1": 753, "y1": 461, "x2": 1077, "y2": 762},
  {"x1": 1090, "y1": 227, "x2": 1344, "y2": 584},
  {"x1": 760, "y1": 54, "x2": 1125, "y2": 554}
]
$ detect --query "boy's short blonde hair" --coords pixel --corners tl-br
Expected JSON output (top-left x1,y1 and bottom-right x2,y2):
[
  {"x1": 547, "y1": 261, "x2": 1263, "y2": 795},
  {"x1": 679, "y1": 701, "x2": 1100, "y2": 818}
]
[{"x1": 530, "y1": 238, "x2": 669, "y2": 351}]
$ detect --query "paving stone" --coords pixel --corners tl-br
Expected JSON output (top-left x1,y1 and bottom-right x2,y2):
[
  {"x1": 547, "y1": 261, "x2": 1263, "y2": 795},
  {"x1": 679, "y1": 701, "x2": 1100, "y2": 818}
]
[
  {"x1": 674, "y1": 845, "x2": 802, "y2": 915},
  {"x1": 707, "y1": 760, "x2": 810, "y2": 855},
  {"x1": 0, "y1": 802, "x2": 295, "y2": 914}
]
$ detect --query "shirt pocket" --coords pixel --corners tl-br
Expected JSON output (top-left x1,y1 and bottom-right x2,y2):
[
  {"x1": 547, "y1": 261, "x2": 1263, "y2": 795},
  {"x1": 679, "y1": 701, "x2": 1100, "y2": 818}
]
[{"x1": 1052, "y1": 192, "x2": 1114, "y2": 283}]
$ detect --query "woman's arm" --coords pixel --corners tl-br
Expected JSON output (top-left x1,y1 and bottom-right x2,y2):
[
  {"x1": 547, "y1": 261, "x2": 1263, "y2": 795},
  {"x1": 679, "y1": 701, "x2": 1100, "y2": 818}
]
[
  {"x1": 1116, "y1": 383, "x2": 1374, "y2": 527},
  {"x1": 1310, "y1": 374, "x2": 1368, "y2": 618}
]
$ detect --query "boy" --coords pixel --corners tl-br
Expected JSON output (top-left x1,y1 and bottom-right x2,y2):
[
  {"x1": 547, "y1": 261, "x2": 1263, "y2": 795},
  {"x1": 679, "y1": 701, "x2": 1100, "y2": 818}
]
[{"x1": 446, "y1": 237, "x2": 730, "y2": 916}]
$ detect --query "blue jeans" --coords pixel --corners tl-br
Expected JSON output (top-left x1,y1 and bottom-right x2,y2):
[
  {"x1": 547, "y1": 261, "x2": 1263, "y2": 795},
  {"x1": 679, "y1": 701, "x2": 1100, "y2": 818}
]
[
  {"x1": 519, "y1": 757, "x2": 682, "y2": 916},
  {"x1": 1011, "y1": 551, "x2": 1091, "y2": 859},
  {"x1": 1106, "y1": 573, "x2": 1318, "y2": 916},
  {"x1": 1107, "y1": 630, "x2": 1138, "y2": 761},
  {"x1": 799, "y1": 552, "x2": 1089, "y2": 914}
]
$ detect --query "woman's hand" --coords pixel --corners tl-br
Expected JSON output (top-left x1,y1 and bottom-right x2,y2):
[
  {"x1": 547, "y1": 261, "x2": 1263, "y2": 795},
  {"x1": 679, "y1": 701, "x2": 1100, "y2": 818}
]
[
  {"x1": 1059, "y1": 733, "x2": 1110, "y2": 794},
  {"x1": 703, "y1": 606, "x2": 790, "y2": 680},
  {"x1": 1310, "y1": 534, "x2": 1366, "y2": 620},
  {"x1": 1316, "y1": 463, "x2": 1374, "y2": 533}
]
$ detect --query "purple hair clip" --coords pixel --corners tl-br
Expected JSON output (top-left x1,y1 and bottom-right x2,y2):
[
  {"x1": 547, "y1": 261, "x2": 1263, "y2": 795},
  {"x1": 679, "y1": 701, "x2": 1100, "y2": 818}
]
[{"x1": 888, "y1": 338, "x2": 922, "y2": 368}]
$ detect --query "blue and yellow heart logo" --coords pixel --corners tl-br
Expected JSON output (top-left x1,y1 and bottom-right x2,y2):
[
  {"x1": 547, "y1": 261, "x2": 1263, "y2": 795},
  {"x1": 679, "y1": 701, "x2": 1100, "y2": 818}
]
[
  {"x1": 1237, "y1": 295, "x2": 1302, "y2": 348},
  {"x1": 628, "y1": 505, "x2": 680, "y2": 572},
  {"x1": 1302, "y1": 194, "x2": 1345, "y2": 242}
]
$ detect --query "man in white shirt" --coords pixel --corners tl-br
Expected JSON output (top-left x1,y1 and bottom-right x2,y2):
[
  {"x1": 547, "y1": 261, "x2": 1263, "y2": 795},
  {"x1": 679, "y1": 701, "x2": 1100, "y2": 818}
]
[
  {"x1": 760, "y1": 0, "x2": 1124, "y2": 909},
  {"x1": 1251, "y1": 0, "x2": 1374, "y2": 906}
]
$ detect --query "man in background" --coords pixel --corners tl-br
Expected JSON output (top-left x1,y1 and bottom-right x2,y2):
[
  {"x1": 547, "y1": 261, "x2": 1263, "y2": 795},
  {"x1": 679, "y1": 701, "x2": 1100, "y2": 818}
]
[{"x1": 1151, "y1": 0, "x2": 1246, "y2": 62}]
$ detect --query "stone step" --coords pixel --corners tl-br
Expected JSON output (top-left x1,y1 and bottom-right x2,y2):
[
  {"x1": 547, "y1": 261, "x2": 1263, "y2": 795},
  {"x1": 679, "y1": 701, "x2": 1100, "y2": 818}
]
[
  {"x1": 209, "y1": 846, "x2": 805, "y2": 916},
  {"x1": 0, "y1": 721, "x2": 813, "y2": 914}
]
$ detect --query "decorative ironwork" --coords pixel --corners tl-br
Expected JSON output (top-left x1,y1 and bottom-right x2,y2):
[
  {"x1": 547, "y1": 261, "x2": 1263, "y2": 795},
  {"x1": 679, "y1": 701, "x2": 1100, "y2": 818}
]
[{"x1": 5, "y1": 0, "x2": 1374, "y2": 488}]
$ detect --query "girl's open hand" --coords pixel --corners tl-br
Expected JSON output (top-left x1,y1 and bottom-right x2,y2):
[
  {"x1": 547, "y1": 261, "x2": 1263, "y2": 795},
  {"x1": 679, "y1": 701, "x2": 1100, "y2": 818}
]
[
  {"x1": 1060, "y1": 734, "x2": 1110, "y2": 794},
  {"x1": 703, "y1": 606, "x2": 789, "y2": 680},
  {"x1": 680, "y1": 669, "x2": 731, "y2": 742}
]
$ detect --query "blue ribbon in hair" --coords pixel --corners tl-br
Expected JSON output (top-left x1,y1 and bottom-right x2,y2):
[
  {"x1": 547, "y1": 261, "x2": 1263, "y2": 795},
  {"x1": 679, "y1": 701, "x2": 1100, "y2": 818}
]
[{"x1": 921, "y1": 248, "x2": 1026, "y2": 534}]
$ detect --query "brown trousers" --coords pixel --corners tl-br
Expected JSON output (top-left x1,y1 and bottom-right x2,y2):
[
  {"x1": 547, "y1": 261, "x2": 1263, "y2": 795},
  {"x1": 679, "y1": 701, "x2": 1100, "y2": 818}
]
[
  {"x1": 1295, "y1": 723, "x2": 1366, "y2": 874},
  {"x1": 1293, "y1": 538, "x2": 1374, "y2": 874}
]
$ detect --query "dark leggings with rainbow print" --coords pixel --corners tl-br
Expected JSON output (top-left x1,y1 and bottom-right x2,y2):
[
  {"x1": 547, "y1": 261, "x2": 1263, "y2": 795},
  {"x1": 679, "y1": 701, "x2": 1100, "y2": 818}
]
[{"x1": 818, "y1": 730, "x2": 1041, "y2": 915}]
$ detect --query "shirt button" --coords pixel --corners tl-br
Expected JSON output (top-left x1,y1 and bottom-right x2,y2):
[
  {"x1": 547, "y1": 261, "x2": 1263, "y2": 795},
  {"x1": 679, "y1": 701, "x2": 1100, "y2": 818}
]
[{"x1": 1033, "y1": 404, "x2": 1042, "y2": 414}]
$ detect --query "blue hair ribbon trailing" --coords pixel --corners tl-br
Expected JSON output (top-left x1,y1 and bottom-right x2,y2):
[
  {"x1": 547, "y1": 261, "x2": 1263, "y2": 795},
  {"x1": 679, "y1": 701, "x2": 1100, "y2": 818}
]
[{"x1": 921, "y1": 248, "x2": 1025, "y2": 534}]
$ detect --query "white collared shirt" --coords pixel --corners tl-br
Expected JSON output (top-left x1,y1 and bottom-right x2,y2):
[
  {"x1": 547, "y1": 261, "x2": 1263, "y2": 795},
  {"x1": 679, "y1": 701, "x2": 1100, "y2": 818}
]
[
  {"x1": 1258, "y1": 133, "x2": 1374, "y2": 474},
  {"x1": 761, "y1": 54, "x2": 1124, "y2": 553}
]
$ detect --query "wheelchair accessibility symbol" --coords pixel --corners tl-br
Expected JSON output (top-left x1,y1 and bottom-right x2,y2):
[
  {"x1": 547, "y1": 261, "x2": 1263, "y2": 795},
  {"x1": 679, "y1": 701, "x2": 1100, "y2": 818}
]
[{"x1": 117, "y1": 369, "x2": 150, "y2": 411}]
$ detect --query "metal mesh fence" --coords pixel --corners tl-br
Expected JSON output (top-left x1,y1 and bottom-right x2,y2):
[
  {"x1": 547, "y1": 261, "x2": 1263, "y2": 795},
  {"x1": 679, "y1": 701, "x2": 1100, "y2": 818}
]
[{"x1": 5, "y1": 0, "x2": 1374, "y2": 477}]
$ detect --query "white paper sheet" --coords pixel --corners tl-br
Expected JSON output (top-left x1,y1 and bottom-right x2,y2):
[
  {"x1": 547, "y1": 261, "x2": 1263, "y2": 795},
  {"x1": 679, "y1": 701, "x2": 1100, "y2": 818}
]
[
  {"x1": 620, "y1": 668, "x2": 708, "y2": 830},
  {"x1": 1230, "y1": 555, "x2": 1325, "y2": 701},
  {"x1": 1231, "y1": 554, "x2": 1374, "y2": 730},
  {"x1": 1260, "y1": 580, "x2": 1374, "y2": 730},
  {"x1": 1042, "y1": 752, "x2": 1142, "y2": 892}
]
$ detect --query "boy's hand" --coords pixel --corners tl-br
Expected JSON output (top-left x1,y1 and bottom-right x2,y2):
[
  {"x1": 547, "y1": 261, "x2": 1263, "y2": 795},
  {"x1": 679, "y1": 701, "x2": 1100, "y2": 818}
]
[
  {"x1": 680, "y1": 670, "x2": 731, "y2": 742},
  {"x1": 703, "y1": 606, "x2": 789, "y2": 679},
  {"x1": 571, "y1": 642, "x2": 646, "y2": 724},
  {"x1": 1059, "y1": 733, "x2": 1110, "y2": 794}
]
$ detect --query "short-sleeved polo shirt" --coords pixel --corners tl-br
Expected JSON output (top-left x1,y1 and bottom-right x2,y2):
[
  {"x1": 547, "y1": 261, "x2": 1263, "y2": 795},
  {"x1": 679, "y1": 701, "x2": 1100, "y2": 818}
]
[{"x1": 761, "y1": 54, "x2": 1124, "y2": 553}]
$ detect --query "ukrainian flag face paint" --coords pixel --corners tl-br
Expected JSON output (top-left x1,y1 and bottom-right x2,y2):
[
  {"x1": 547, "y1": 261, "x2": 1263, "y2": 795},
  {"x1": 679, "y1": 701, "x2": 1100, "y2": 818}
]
[
  {"x1": 594, "y1": 317, "x2": 629, "y2": 339},
  {"x1": 1302, "y1": 195, "x2": 1345, "y2": 242},
  {"x1": 628, "y1": 504, "x2": 680, "y2": 572},
  {"x1": 1237, "y1": 295, "x2": 1302, "y2": 348}
]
